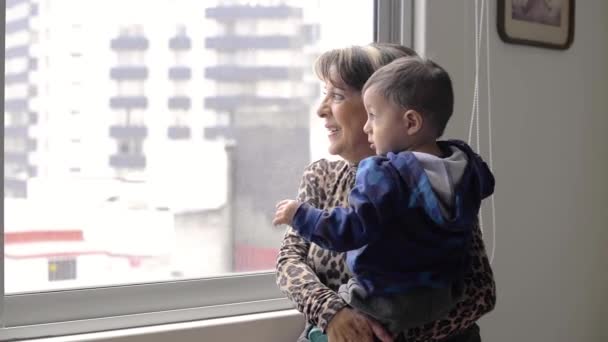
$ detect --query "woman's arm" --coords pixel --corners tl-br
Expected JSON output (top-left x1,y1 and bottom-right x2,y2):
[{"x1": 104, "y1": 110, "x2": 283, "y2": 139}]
[
  {"x1": 276, "y1": 227, "x2": 348, "y2": 330},
  {"x1": 275, "y1": 161, "x2": 348, "y2": 331},
  {"x1": 404, "y1": 221, "x2": 496, "y2": 341}
]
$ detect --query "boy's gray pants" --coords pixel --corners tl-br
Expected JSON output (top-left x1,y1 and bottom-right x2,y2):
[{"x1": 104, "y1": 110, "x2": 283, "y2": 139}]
[{"x1": 338, "y1": 278, "x2": 463, "y2": 335}]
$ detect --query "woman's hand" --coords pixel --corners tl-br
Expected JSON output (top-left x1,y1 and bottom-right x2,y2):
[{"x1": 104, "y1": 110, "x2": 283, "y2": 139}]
[
  {"x1": 326, "y1": 307, "x2": 394, "y2": 342},
  {"x1": 273, "y1": 199, "x2": 300, "y2": 226}
]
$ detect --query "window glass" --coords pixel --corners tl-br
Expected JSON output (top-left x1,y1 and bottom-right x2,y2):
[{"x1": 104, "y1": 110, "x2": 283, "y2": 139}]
[{"x1": 4, "y1": 0, "x2": 374, "y2": 294}]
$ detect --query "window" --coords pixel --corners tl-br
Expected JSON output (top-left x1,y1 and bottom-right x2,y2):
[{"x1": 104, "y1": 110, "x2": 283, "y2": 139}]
[
  {"x1": 172, "y1": 80, "x2": 188, "y2": 96},
  {"x1": 117, "y1": 80, "x2": 145, "y2": 96},
  {"x1": 114, "y1": 109, "x2": 145, "y2": 126},
  {"x1": 173, "y1": 50, "x2": 190, "y2": 65},
  {"x1": 2, "y1": 0, "x2": 408, "y2": 339},
  {"x1": 4, "y1": 56, "x2": 28, "y2": 74}
]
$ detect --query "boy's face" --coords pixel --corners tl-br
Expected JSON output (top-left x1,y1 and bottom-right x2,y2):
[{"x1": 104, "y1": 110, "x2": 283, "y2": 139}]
[{"x1": 362, "y1": 86, "x2": 412, "y2": 155}]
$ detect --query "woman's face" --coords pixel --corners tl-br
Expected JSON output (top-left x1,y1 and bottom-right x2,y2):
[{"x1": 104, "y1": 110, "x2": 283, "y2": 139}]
[{"x1": 316, "y1": 73, "x2": 374, "y2": 163}]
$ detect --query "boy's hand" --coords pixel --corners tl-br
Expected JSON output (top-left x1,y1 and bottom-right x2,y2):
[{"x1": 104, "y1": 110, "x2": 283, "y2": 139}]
[{"x1": 273, "y1": 199, "x2": 300, "y2": 226}]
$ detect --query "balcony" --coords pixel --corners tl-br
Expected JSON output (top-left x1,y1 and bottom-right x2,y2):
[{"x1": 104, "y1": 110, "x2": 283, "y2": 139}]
[
  {"x1": 5, "y1": 152, "x2": 28, "y2": 164},
  {"x1": 168, "y1": 96, "x2": 191, "y2": 110},
  {"x1": 27, "y1": 139, "x2": 37, "y2": 151},
  {"x1": 168, "y1": 66, "x2": 191, "y2": 80},
  {"x1": 204, "y1": 126, "x2": 234, "y2": 140},
  {"x1": 5, "y1": 72, "x2": 28, "y2": 84},
  {"x1": 110, "y1": 66, "x2": 148, "y2": 80},
  {"x1": 204, "y1": 95, "x2": 306, "y2": 112},
  {"x1": 109, "y1": 96, "x2": 148, "y2": 110},
  {"x1": 5, "y1": 125, "x2": 28, "y2": 137},
  {"x1": 168, "y1": 126, "x2": 191, "y2": 140},
  {"x1": 6, "y1": 18, "x2": 28, "y2": 34},
  {"x1": 109, "y1": 154, "x2": 146, "y2": 169},
  {"x1": 204, "y1": 66, "x2": 302, "y2": 82},
  {"x1": 301, "y1": 24, "x2": 320, "y2": 45},
  {"x1": 110, "y1": 36, "x2": 149, "y2": 51},
  {"x1": 29, "y1": 58, "x2": 38, "y2": 71},
  {"x1": 5, "y1": 45, "x2": 28, "y2": 59},
  {"x1": 205, "y1": 35, "x2": 302, "y2": 51},
  {"x1": 4, "y1": 99, "x2": 28, "y2": 112},
  {"x1": 205, "y1": 5, "x2": 302, "y2": 19},
  {"x1": 6, "y1": 0, "x2": 28, "y2": 8},
  {"x1": 4, "y1": 178, "x2": 27, "y2": 198},
  {"x1": 109, "y1": 125, "x2": 148, "y2": 139},
  {"x1": 169, "y1": 36, "x2": 191, "y2": 50}
]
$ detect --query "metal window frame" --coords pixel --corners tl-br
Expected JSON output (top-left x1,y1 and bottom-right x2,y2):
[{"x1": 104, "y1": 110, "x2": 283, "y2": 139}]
[
  {"x1": 374, "y1": 0, "x2": 413, "y2": 46},
  {"x1": 0, "y1": 1, "x2": 412, "y2": 339},
  {"x1": 1, "y1": 274, "x2": 291, "y2": 340},
  {"x1": 1, "y1": 0, "x2": 5, "y2": 331}
]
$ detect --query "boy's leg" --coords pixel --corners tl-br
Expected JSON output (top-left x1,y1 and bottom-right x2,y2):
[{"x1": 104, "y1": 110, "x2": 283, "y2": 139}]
[
  {"x1": 338, "y1": 278, "x2": 463, "y2": 335},
  {"x1": 337, "y1": 278, "x2": 402, "y2": 334}
]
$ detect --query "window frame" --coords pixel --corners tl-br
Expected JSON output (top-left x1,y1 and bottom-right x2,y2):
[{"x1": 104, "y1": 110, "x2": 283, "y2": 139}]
[
  {"x1": 375, "y1": 0, "x2": 413, "y2": 46},
  {"x1": 2, "y1": 274, "x2": 290, "y2": 340},
  {"x1": 0, "y1": 2, "x2": 412, "y2": 339}
]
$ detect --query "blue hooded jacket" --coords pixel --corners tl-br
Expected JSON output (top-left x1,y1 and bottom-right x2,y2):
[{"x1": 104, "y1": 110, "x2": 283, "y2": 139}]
[{"x1": 292, "y1": 140, "x2": 495, "y2": 295}]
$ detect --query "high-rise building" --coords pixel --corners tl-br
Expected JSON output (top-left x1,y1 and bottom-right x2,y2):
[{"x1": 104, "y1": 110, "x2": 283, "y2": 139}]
[
  {"x1": 203, "y1": 1, "x2": 320, "y2": 271},
  {"x1": 109, "y1": 25, "x2": 149, "y2": 179},
  {"x1": 4, "y1": 0, "x2": 324, "y2": 283},
  {"x1": 4, "y1": 0, "x2": 39, "y2": 198},
  {"x1": 5, "y1": 0, "x2": 119, "y2": 197},
  {"x1": 167, "y1": 26, "x2": 193, "y2": 140}
]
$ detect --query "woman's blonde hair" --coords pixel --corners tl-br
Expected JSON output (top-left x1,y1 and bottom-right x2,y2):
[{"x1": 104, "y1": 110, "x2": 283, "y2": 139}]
[{"x1": 314, "y1": 43, "x2": 418, "y2": 91}]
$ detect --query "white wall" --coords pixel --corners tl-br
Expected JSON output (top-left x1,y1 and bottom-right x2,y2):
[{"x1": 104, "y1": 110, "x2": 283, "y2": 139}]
[{"x1": 418, "y1": 1, "x2": 608, "y2": 341}]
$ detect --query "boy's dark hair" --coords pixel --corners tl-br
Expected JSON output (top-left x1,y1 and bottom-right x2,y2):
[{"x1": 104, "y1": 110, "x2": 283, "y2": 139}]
[{"x1": 362, "y1": 56, "x2": 454, "y2": 137}]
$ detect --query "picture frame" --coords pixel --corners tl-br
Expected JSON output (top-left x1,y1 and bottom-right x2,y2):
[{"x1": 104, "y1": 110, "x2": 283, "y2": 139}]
[{"x1": 497, "y1": 0, "x2": 574, "y2": 50}]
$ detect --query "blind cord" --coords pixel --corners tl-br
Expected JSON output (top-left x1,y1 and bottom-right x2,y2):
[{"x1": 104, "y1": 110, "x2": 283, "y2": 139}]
[{"x1": 468, "y1": 0, "x2": 497, "y2": 264}]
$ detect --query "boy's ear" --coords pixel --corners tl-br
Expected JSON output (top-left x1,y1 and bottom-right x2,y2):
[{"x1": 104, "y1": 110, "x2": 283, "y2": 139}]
[{"x1": 402, "y1": 109, "x2": 423, "y2": 135}]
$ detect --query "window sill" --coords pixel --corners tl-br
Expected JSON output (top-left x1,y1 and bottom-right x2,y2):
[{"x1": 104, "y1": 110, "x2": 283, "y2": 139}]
[{"x1": 28, "y1": 309, "x2": 304, "y2": 342}]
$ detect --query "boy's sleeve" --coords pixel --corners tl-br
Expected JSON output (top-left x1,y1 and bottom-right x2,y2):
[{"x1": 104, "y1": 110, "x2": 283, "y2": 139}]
[
  {"x1": 291, "y1": 157, "x2": 401, "y2": 252},
  {"x1": 275, "y1": 160, "x2": 348, "y2": 331}
]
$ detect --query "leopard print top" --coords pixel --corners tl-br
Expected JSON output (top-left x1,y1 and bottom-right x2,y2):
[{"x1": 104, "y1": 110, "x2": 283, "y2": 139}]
[{"x1": 276, "y1": 159, "x2": 496, "y2": 341}]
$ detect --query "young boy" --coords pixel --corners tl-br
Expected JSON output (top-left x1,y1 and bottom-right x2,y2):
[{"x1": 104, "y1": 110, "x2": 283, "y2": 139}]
[{"x1": 273, "y1": 56, "x2": 495, "y2": 335}]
